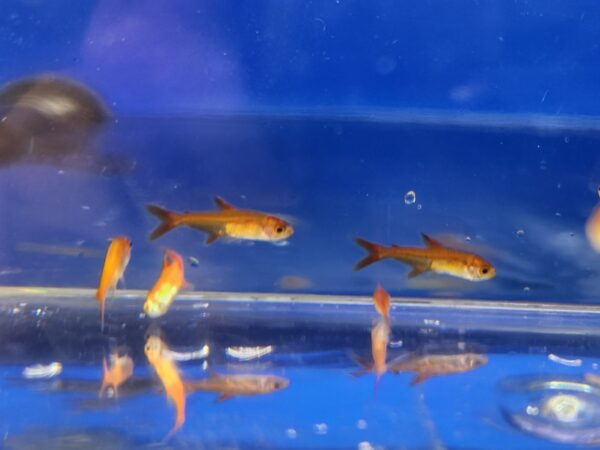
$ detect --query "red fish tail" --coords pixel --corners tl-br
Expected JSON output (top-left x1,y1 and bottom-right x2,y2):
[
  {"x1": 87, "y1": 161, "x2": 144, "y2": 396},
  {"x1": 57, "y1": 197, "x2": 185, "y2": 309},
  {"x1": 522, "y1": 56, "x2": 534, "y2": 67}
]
[
  {"x1": 373, "y1": 284, "x2": 391, "y2": 321},
  {"x1": 354, "y1": 238, "x2": 387, "y2": 270},
  {"x1": 146, "y1": 205, "x2": 180, "y2": 240}
]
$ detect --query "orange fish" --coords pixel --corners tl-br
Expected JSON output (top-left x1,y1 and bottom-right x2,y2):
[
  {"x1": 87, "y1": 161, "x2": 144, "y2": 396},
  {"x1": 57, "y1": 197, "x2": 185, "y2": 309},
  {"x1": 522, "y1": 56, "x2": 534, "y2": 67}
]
[
  {"x1": 388, "y1": 353, "x2": 488, "y2": 385},
  {"x1": 144, "y1": 249, "x2": 189, "y2": 318},
  {"x1": 371, "y1": 286, "x2": 391, "y2": 381},
  {"x1": 145, "y1": 196, "x2": 294, "y2": 244},
  {"x1": 354, "y1": 234, "x2": 496, "y2": 281},
  {"x1": 586, "y1": 204, "x2": 600, "y2": 253},
  {"x1": 96, "y1": 236, "x2": 132, "y2": 330},
  {"x1": 99, "y1": 352, "x2": 134, "y2": 398},
  {"x1": 354, "y1": 286, "x2": 391, "y2": 386},
  {"x1": 145, "y1": 335, "x2": 186, "y2": 439}
]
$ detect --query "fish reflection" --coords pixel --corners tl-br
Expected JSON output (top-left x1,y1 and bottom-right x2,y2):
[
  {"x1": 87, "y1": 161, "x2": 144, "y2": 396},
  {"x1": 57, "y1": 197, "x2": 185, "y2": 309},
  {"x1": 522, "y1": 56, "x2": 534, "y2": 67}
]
[
  {"x1": 353, "y1": 286, "x2": 391, "y2": 387},
  {"x1": 185, "y1": 372, "x2": 289, "y2": 402},
  {"x1": 99, "y1": 351, "x2": 134, "y2": 398},
  {"x1": 499, "y1": 374, "x2": 600, "y2": 445},
  {"x1": 354, "y1": 234, "x2": 496, "y2": 281},
  {"x1": 0, "y1": 75, "x2": 129, "y2": 173},
  {"x1": 144, "y1": 334, "x2": 186, "y2": 439},
  {"x1": 388, "y1": 353, "x2": 488, "y2": 385},
  {"x1": 146, "y1": 196, "x2": 294, "y2": 244}
]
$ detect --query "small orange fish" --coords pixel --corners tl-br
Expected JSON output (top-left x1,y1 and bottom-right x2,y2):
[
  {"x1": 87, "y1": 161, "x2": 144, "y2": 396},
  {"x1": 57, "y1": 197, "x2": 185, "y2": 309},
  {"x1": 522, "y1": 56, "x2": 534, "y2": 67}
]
[
  {"x1": 586, "y1": 204, "x2": 600, "y2": 253},
  {"x1": 99, "y1": 352, "x2": 134, "y2": 398},
  {"x1": 146, "y1": 196, "x2": 294, "y2": 244},
  {"x1": 145, "y1": 335, "x2": 186, "y2": 439},
  {"x1": 96, "y1": 236, "x2": 132, "y2": 330},
  {"x1": 388, "y1": 353, "x2": 488, "y2": 385},
  {"x1": 373, "y1": 284, "x2": 390, "y2": 323},
  {"x1": 144, "y1": 249, "x2": 189, "y2": 318},
  {"x1": 185, "y1": 372, "x2": 289, "y2": 402},
  {"x1": 354, "y1": 234, "x2": 496, "y2": 281},
  {"x1": 371, "y1": 286, "x2": 391, "y2": 381}
]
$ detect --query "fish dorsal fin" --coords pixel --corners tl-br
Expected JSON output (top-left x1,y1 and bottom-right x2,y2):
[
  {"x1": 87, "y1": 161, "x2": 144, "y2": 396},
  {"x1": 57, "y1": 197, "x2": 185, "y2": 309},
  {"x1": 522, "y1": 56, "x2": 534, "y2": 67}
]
[
  {"x1": 421, "y1": 233, "x2": 443, "y2": 248},
  {"x1": 392, "y1": 244, "x2": 400, "y2": 248},
  {"x1": 214, "y1": 196, "x2": 236, "y2": 210}
]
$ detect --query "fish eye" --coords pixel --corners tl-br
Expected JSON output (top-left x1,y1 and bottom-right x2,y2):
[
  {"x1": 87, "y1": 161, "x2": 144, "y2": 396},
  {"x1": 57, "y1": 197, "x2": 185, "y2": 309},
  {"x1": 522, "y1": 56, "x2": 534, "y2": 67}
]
[
  {"x1": 481, "y1": 267, "x2": 489, "y2": 274},
  {"x1": 276, "y1": 226, "x2": 285, "y2": 234}
]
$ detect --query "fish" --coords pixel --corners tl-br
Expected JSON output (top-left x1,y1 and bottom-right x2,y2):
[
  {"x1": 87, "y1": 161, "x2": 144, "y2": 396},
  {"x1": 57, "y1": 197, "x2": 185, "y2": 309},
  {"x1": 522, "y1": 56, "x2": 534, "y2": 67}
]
[
  {"x1": 185, "y1": 372, "x2": 289, "y2": 402},
  {"x1": 586, "y1": 204, "x2": 600, "y2": 253},
  {"x1": 352, "y1": 286, "x2": 391, "y2": 385},
  {"x1": 145, "y1": 196, "x2": 294, "y2": 244},
  {"x1": 144, "y1": 335, "x2": 186, "y2": 439},
  {"x1": 144, "y1": 249, "x2": 189, "y2": 318},
  {"x1": 388, "y1": 353, "x2": 488, "y2": 385},
  {"x1": 99, "y1": 353, "x2": 134, "y2": 398},
  {"x1": 354, "y1": 233, "x2": 496, "y2": 281},
  {"x1": 96, "y1": 236, "x2": 132, "y2": 330}
]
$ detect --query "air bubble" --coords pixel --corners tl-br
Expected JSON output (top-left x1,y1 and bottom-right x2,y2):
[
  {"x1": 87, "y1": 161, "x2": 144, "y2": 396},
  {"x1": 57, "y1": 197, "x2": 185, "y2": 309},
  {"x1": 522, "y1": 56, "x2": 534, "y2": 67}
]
[
  {"x1": 404, "y1": 190, "x2": 416, "y2": 205},
  {"x1": 417, "y1": 204, "x2": 422, "y2": 210},
  {"x1": 286, "y1": 428, "x2": 297, "y2": 439},
  {"x1": 313, "y1": 423, "x2": 328, "y2": 435},
  {"x1": 356, "y1": 419, "x2": 368, "y2": 430},
  {"x1": 516, "y1": 229, "x2": 525, "y2": 237}
]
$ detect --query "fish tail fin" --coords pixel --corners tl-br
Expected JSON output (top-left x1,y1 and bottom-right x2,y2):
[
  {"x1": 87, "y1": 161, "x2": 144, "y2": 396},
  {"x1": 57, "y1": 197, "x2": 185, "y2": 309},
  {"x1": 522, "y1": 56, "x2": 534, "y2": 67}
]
[
  {"x1": 373, "y1": 284, "x2": 391, "y2": 321},
  {"x1": 164, "y1": 401, "x2": 185, "y2": 441},
  {"x1": 354, "y1": 238, "x2": 387, "y2": 270},
  {"x1": 146, "y1": 205, "x2": 180, "y2": 240}
]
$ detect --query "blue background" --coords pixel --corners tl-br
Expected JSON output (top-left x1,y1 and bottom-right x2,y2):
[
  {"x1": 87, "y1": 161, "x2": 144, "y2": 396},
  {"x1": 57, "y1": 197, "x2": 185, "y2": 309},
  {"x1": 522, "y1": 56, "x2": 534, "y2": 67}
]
[{"x1": 1, "y1": 0, "x2": 600, "y2": 115}]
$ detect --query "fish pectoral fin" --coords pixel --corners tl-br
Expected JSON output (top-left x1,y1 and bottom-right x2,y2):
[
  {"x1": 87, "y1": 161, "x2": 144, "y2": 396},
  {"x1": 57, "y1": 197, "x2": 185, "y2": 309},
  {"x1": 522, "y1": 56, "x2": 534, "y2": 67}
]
[
  {"x1": 421, "y1": 233, "x2": 443, "y2": 248},
  {"x1": 215, "y1": 393, "x2": 233, "y2": 403},
  {"x1": 350, "y1": 354, "x2": 374, "y2": 375},
  {"x1": 408, "y1": 265, "x2": 429, "y2": 279},
  {"x1": 411, "y1": 372, "x2": 432, "y2": 385},
  {"x1": 213, "y1": 196, "x2": 236, "y2": 210},
  {"x1": 182, "y1": 279, "x2": 193, "y2": 290},
  {"x1": 205, "y1": 232, "x2": 221, "y2": 245}
]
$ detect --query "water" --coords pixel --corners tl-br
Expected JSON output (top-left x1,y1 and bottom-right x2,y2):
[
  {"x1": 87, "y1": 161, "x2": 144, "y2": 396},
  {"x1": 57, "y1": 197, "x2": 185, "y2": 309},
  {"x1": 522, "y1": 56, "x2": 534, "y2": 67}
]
[
  {"x1": 3, "y1": 0, "x2": 600, "y2": 447},
  {"x1": 2, "y1": 288, "x2": 600, "y2": 449},
  {"x1": 0, "y1": 115, "x2": 600, "y2": 448}
]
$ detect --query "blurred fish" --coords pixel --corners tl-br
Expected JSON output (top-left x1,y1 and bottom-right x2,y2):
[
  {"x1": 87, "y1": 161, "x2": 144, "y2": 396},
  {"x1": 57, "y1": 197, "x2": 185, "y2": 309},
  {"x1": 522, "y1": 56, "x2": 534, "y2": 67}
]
[
  {"x1": 0, "y1": 75, "x2": 131, "y2": 173},
  {"x1": 99, "y1": 352, "x2": 134, "y2": 398},
  {"x1": 586, "y1": 204, "x2": 600, "y2": 253},
  {"x1": 145, "y1": 196, "x2": 294, "y2": 244},
  {"x1": 96, "y1": 236, "x2": 132, "y2": 331},
  {"x1": 144, "y1": 334, "x2": 186, "y2": 439},
  {"x1": 16, "y1": 242, "x2": 104, "y2": 258},
  {"x1": 353, "y1": 286, "x2": 391, "y2": 387},
  {"x1": 354, "y1": 233, "x2": 496, "y2": 281},
  {"x1": 185, "y1": 372, "x2": 289, "y2": 402},
  {"x1": 388, "y1": 352, "x2": 488, "y2": 385},
  {"x1": 276, "y1": 275, "x2": 312, "y2": 290},
  {"x1": 144, "y1": 249, "x2": 189, "y2": 318}
]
